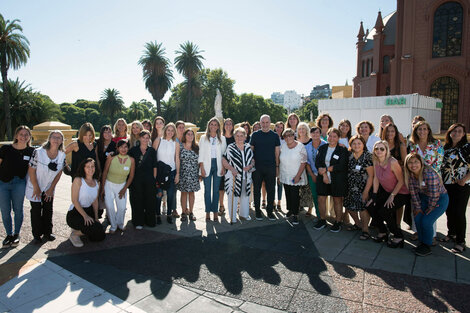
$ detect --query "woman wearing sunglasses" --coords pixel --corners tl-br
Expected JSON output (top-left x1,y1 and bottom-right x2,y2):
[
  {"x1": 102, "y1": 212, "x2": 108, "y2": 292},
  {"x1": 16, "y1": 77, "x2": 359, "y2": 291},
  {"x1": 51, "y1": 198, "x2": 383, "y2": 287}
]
[{"x1": 368, "y1": 141, "x2": 410, "y2": 248}]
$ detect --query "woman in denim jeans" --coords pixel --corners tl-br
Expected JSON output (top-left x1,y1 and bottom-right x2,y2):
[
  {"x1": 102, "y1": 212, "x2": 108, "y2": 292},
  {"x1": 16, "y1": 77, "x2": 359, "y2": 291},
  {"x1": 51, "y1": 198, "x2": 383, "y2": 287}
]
[
  {"x1": 155, "y1": 123, "x2": 180, "y2": 224},
  {"x1": 0, "y1": 126, "x2": 34, "y2": 248},
  {"x1": 199, "y1": 117, "x2": 227, "y2": 222}
]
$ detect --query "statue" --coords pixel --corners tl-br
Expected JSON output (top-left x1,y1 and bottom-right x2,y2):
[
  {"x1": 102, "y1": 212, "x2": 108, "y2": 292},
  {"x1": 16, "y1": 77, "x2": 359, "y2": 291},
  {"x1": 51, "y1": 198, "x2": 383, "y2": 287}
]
[{"x1": 214, "y1": 88, "x2": 223, "y2": 119}]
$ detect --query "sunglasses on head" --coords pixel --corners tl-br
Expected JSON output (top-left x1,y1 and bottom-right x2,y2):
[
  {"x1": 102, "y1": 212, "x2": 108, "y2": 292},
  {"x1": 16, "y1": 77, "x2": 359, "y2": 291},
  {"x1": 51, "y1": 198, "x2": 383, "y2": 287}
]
[{"x1": 374, "y1": 147, "x2": 386, "y2": 152}]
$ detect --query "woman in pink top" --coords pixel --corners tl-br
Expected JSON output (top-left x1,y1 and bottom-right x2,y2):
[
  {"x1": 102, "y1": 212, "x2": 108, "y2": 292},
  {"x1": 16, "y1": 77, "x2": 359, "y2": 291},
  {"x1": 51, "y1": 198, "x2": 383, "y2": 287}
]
[{"x1": 368, "y1": 140, "x2": 410, "y2": 248}]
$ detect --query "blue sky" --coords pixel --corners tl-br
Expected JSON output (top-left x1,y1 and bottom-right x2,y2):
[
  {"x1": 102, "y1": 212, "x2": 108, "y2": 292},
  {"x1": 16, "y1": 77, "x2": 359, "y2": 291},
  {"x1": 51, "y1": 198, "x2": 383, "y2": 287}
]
[{"x1": 2, "y1": 0, "x2": 396, "y2": 106}]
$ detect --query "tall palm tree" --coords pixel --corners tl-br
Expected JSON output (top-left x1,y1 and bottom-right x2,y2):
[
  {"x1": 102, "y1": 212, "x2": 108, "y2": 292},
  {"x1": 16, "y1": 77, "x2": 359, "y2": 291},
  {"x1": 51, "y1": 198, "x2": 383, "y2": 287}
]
[
  {"x1": 0, "y1": 14, "x2": 30, "y2": 140},
  {"x1": 99, "y1": 88, "x2": 124, "y2": 125},
  {"x1": 138, "y1": 41, "x2": 173, "y2": 116},
  {"x1": 174, "y1": 41, "x2": 204, "y2": 122}
]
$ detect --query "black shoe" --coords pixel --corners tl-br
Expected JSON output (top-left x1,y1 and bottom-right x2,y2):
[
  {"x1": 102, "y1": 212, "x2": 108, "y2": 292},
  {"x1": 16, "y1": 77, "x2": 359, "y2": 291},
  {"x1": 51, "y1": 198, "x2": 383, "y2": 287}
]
[
  {"x1": 330, "y1": 222, "x2": 342, "y2": 233},
  {"x1": 2, "y1": 235, "x2": 13, "y2": 248},
  {"x1": 267, "y1": 212, "x2": 276, "y2": 221},
  {"x1": 313, "y1": 219, "x2": 327, "y2": 230},
  {"x1": 373, "y1": 234, "x2": 388, "y2": 243},
  {"x1": 167, "y1": 216, "x2": 173, "y2": 224},
  {"x1": 387, "y1": 238, "x2": 404, "y2": 248},
  {"x1": 292, "y1": 215, "x2": 299, "y2": 225},
  {"x1": 33, "y1": 236, "x2": 42, "y2": 245},
  {"x1": 157, "y1": 216, "x2": 162, "y2": 225},
  {"x1": 255, "y1": 211, "x2": 263, "y2": 221},
  {"x1": 11, "y1": 234, "x2": 20, "y2": 247},
  {"x1": 286, "y1": 211, "x2": 293, "y2": 218},
  {"x1": 43, "y1": 234, "x2": 56, "y2": 242},
  {"x1": 415, "y1": 243, "x2": 432, "y2": 256}
]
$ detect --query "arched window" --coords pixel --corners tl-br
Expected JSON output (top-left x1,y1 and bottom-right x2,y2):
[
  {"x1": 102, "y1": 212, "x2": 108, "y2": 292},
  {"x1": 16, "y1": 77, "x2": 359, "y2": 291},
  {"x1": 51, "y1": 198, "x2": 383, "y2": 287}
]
[
  {"x1": 362, "y1": 60, "x2": 365, "y2": 77},
  {"x1": 383, "y1": 56, "x2": 390, "y2": 73},
  {"x1": 430, "y1": 76, "x2": 459, "y2": 130},
  {"x1": 432, "y1": 2, "x2": 463, "y2": 58},
  {"x1": 366, "y1": 59, "x2": 370, "y2": 76}
]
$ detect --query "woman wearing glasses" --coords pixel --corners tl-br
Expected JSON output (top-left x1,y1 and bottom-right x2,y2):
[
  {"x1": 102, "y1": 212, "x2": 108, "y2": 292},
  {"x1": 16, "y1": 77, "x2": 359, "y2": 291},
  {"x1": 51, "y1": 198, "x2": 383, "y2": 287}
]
[{"x1": 368, "y1": 141, "x2": 410, "y2": 248}]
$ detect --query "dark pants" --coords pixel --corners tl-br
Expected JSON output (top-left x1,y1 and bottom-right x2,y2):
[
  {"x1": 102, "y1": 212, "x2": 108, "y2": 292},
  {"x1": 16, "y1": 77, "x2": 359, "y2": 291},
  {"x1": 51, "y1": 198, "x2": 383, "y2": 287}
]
[
  {"x1": 157, "y1": 170, "x2": 176, "y2": 216},
  {"x1": 444, "y1": 184, "x2": 470, "y2": 243},
  {"x1": 129, "y1": 178, "x2": 156, "y2": 227},
  {"x1": 284, "y1": 184, "x2": 300, "y2": 215},
  {"x1": 66, "y1": 206, "x2": 105, "y2": 242},
  {"x1": 30, "y1": 192, "x2": 53, "y2": 238},
  {"x1": 368, "y1": 186, "x2": 409, "y2": 239},
  {"x1": 253, "y1": 166, "x2": 276, "y2": 215}
]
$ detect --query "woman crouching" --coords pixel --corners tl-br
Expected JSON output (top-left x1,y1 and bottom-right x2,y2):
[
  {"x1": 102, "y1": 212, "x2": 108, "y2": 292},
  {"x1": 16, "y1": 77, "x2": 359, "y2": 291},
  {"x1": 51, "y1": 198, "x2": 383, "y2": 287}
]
[
  {"x1": 67, "y1": 158, "x2": 105, "y2": 247},
  {"x1": 404, "y1": 153, "x2": 449, "y2": 256}
]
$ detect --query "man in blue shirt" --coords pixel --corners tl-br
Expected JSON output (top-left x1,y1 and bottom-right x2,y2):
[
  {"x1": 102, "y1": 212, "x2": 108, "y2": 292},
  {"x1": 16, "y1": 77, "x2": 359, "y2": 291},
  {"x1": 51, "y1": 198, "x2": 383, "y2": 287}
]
[{"x1": 250, "y1": 115, "x2": 280, "y2": 220}]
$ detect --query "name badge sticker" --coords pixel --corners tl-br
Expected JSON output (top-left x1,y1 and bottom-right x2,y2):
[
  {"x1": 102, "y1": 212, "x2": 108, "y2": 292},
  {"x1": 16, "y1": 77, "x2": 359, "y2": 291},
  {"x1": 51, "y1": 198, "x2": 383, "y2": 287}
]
[
  {"x1": 123, "y1": 166, "x2": 129, "y2": 171},
  {"x1": 355, "y1": 165, "x2": 361, "y2": 170},
  {"x1": 23, "y1": 155, "x2": 30, "y2": 161},
  {"x1": 421, "y1": 181, "x2": 426, "y2": 187},
  {"x1": 333, "y1": 154, "x2": 339, "y2": 160}
]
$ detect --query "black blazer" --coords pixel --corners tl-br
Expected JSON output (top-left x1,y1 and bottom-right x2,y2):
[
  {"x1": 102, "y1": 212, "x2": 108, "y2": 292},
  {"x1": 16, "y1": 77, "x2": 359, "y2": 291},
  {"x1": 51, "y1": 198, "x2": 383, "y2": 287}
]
[{"x1": 315, "y1": 144, "x2": 348, "y2": 195}]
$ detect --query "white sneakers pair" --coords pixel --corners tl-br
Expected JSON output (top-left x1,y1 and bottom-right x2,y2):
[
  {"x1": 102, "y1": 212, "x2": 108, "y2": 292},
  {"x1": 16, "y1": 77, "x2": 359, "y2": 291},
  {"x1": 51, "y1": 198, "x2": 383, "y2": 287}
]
[{"x1": 69, "y1": 232, "x2": 84, "y2": 248}]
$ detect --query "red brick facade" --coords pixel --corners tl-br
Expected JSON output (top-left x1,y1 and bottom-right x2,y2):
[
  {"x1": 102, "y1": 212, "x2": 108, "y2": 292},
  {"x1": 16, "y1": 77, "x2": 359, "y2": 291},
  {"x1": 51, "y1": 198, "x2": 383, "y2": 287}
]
[{"x1": 353, "y1": 0, "x2": 470, "y2": 130}]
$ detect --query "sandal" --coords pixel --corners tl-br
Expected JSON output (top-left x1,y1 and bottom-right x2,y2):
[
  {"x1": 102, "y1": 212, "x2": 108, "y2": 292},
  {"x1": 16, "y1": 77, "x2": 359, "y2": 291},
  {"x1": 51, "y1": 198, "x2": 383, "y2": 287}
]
[
  {"x1": 181, "y1": 213, "x2": 187, "y2": 221},
  {"x1": 262, "y1": 200, "x2": 266, "y2": 209},
  {"x1": 189, "y1": 213, "x2": 196, "y2": 221},
  {"x1": 360, "y1": 232, "x2": 370, "y2": 240},
  {"x1": 218, "y1": 205, "x2": 225, "y2": 216},
  {"x1": 410, "y1": 233, "x2": 419, "y2": 241},
  {"x1": 438, "y1": 235, "x2": 456, "y2": 243},
  {"x1": 347, "y1": 224, "x2": 361, "y2": 231},
  {"x1": 172, "y1": 211, "x2": 180, "y2": 218},
  {"x1": 452, "y1": 243, "x2": 466, "y2": 253}
]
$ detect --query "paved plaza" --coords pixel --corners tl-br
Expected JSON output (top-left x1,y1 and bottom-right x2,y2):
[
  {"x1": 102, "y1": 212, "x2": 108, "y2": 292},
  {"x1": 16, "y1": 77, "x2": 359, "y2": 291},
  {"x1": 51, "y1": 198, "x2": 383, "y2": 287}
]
[{"x1": 1, "y1": 175, "x2": 470, "y2": 312}]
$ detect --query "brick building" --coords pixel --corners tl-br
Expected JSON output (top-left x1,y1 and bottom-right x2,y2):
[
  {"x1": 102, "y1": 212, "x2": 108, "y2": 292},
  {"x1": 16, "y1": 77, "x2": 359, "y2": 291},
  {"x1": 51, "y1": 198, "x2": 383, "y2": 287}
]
[{"x1": 352, "y1": 0, "x2": 470, "y2": 130}]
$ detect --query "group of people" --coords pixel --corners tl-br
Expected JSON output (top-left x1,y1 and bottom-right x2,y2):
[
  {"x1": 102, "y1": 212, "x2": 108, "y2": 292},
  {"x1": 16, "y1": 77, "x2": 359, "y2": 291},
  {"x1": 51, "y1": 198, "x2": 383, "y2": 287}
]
[{"x1": 0, "y1": 112, "x2": 468, "y2": 257}]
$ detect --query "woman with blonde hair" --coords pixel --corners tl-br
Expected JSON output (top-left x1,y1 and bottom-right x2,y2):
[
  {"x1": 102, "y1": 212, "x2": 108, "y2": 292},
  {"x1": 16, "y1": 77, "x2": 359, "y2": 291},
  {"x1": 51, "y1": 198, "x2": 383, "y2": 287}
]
[
  {"x1": 199, "y1": 117, "x2": 227, "y2": 222},
  {"x1": 66, "y1": 122, "x2": 99, "y2": 180},
  {"x1": 113, "y1": 118, "x2": 128, "y2": 143},
  {"x1": 368, "y1": 141, "x2": 410, "y2": 248},
  {"x1": 26, "y1": 131, "x2": 66, "y2": 243},
  {"x1": 129, "y1": 121, "x2": 144, "y2": 148},
  {"x1": 218, "y1": 118, "x2": 235, "y2": 216},
  {"x1": 297, "y1": 122, "x2": 313, "y2": 215},
  {"x1": 404, "y1": 153, "x2": 448, "y2": 256}
]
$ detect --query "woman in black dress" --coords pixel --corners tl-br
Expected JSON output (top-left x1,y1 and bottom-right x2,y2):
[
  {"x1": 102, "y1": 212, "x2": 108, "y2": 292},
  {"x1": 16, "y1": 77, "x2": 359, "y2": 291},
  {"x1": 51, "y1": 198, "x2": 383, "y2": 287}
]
[
  {"x1": 65, "y1": 123, "x2": 99, "y2": 180},
  {"x1": 128, "y1": 130, "x2": 157, "y2": 229}
]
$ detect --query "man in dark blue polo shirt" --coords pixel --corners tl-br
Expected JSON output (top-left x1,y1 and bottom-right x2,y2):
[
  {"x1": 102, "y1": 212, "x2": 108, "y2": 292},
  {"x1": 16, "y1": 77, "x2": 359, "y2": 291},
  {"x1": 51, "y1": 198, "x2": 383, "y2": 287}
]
[{"x1": 250, "y1": 114, "x2": 280, "y2": 220}]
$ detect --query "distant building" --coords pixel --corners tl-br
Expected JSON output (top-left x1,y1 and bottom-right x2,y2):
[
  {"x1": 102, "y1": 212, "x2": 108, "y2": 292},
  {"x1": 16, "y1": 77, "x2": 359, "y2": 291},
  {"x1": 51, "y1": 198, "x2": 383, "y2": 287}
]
[
  {"x1": 310, "y1": 84, "x2": 332, "y2": 99},
  {"x1": 270, "y1": 92, "x2": 284, "y2": 106},
  {"x1": 332, "y1": 85, "x2": 353, "y2": 99},
  {"x1": 283, "y1": 90, "x2": 302, "y2": 110},
  {"x1": 352, "y1": 1, "x2": 470, "y2": 130}
]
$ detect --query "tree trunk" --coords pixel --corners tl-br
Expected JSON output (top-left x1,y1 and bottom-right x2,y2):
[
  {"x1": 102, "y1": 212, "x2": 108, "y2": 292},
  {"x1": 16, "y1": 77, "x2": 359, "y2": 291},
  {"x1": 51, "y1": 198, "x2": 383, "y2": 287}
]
[
  {"x1": 187, "y1": 79, "x2": 192, "y2": 122},
  {"x1": 156, "y1": 98, "x2": 161, "y2": 116},
  {"x1": 1, "y1": 57, "x2": 12, "y2": 140}
]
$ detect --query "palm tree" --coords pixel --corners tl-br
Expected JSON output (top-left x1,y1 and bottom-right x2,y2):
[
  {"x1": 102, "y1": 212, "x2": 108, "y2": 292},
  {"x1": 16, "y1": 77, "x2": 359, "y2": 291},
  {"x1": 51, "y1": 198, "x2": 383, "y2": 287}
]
[
  {"x1": 0, "y1": 14, "x2": 30, "y2": 140},
  {"x1": 138, "y1": 41, "x2": 173, "y2": 116},
  {"x1": 99, "y1": 88, "x2": 124, "y2": 125},
  {"x1": 174, "y1": 41, "x2": 204, "y2": 122}
]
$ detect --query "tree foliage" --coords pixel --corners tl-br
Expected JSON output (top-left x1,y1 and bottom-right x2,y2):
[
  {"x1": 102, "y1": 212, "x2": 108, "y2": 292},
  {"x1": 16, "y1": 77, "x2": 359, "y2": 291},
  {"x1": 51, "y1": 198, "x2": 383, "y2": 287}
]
[
  {"x1": 0, "y1": 79, "x2": 62, "y2": 139},
  {"x1": 294, "y1": 99, "x2": 318, "y2": 122},
  {"x1": 99, "y1": 88, "x2": 124, "y2": 125},
  {"x1": 138, "y1": 41, "x2": 173, "y2": 115},
  {"x1": 0, "y1": 14, "x2": 30, "y2": 139}
]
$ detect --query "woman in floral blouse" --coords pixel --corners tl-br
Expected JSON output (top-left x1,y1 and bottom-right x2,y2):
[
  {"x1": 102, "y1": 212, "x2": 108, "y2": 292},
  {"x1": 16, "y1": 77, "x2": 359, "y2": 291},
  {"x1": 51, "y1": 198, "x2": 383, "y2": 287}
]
[
  {"x1": 408, "y1": 121, "x2": 444, "y2": 171},
  {"x1": 440, "y1": 123, "x2": 470, "y2": 253}
]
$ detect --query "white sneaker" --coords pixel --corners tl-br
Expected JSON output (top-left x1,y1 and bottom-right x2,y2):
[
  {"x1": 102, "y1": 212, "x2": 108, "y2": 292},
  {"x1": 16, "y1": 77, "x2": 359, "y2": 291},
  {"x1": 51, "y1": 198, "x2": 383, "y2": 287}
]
[
  {"x1": 245, "y1": 216, "x2": 252, "y2": 221},
  {"x1": 135, "y1": 226, "x2": 143, "y2": 230},
  {"x1": 69, "y1": 234, "x2": 83, "y2": 248}
]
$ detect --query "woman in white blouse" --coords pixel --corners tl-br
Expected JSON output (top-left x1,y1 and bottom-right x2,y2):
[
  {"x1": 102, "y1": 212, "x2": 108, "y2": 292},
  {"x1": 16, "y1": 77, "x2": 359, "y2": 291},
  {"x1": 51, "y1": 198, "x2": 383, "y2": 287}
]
[
  {"x1": 26, "y1": 131, "x2": 66, "y2": 244},
  {"x1": 279, "y1": 128, "x2": 307, "y2": 225},
  {"x1": 198, "y1": 117, "x2": 227, "y2": 222}
]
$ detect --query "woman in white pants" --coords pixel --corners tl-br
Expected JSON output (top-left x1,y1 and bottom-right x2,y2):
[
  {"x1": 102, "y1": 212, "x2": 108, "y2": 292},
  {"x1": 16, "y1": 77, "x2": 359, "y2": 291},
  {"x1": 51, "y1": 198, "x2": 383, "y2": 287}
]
[
  {"x1": 101, "y1": 139, "x2": 135, "y2": 233},
  {"x1": 223, "y1": 127, "x2": 254, "y2": 223}
]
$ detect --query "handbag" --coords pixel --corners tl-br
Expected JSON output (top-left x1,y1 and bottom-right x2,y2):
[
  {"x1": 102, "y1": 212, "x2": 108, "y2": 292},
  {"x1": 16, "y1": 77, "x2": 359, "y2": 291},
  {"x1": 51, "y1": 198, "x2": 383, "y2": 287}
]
[{"x1": 156, "y1": 161, "x2": 172, "y2": 190}]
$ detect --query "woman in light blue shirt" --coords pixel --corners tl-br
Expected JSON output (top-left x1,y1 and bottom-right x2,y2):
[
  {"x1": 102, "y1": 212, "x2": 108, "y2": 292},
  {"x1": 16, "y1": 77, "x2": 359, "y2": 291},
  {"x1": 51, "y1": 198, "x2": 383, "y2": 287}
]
[{"x1": 305, "y1": 127, "x2": 327, "y2": 217}]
